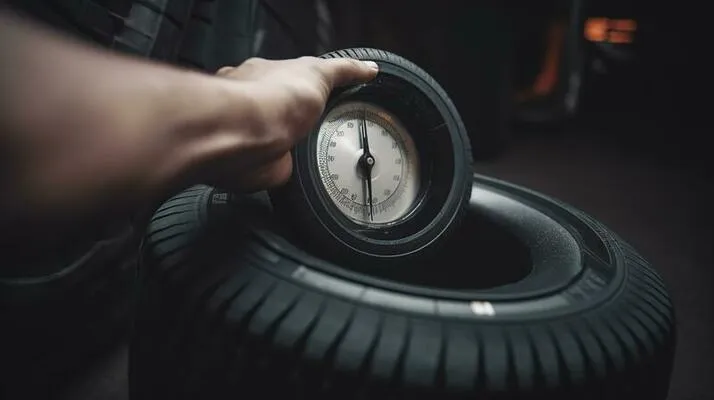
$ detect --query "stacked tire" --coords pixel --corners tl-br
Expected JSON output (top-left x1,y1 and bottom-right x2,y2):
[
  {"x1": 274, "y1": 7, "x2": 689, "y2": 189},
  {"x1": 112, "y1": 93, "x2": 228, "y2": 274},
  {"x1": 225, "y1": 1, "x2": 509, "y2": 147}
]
[
  {"x1": 10, "y1": 0, "x2": 196, "y2": 60},
  {"x1": 129, "y1": 178, "x2": 676, "y2": 399},
  {"x1": 174, "y1": 0, "x2": 320, "y2": 74}
]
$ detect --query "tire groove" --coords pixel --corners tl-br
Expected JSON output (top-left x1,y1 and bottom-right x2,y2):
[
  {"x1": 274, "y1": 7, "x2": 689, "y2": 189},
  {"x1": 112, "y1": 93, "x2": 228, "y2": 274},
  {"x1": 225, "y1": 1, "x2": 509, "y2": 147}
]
[
  {"x1": 630, "y1": 274, "x2": 673, "y2": 318},
  {"x1": 435, "y1": 323, "x2": 447, "y2": 391},
  {"x1": 147, "y1": 220, "x2": 194, "y2": 237},
  {"x1": 546, "y1": 324, "x2": 570, "y2": 389},
  {"x1": 209, "y1": 278, "x2": 279, "y2": 396},
  {"x1": 525, "y1": 327, "x2": 545, "y2": 391},
  {"x1": 290, "y1": 295, "x2": 328, "y2": 376},
  {"x1": 611, "y1": 312, "x2": 645, "y2": 364},
  {"x1": 320, "y1": 303, "x2": 358, "y2": 393},
  {"x1": 358, "y1": 311, "x2": 384, "y2": 385},
  {"x1": 391, "y1": 317, "x2": 412, "y2": 391},
  {"x1": 627, "y1": 285, "x2": 670, "y2": 334},
  {"x1": 172, "y1": 268, "x2": 252, "y2": 394},
  {"x1": 148, "y1": 226, "x2": 194, "y2": 244},
  {"x1": 631, "y1": 269, "x2": 669, "y2": 303},
  {"x1": 151, "y1": 209, "x2": 197, "y2": 223},
  {"x1": 581, "y1": 316, "x2": 614, "y2": 378},
  {"x1": 623, "y1": 298, "x2": 662, "y2": 355}
]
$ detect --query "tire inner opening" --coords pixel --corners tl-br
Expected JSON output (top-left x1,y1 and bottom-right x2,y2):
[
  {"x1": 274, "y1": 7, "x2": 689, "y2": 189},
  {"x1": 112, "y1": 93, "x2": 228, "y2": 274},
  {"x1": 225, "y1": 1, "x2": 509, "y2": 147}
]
[
  {"x1": 276, "y1": 207, "x2": 534, "y2": 292},
  {"x1": 356, "y1": 210, "x2": 533, "y2": 290}
]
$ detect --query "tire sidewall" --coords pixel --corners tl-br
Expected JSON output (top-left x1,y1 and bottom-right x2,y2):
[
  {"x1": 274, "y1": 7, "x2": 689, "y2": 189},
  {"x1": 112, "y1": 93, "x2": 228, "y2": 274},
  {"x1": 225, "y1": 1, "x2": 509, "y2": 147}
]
[{"x1": 262, "y1": 175, "x2": 627, "y2": 322}]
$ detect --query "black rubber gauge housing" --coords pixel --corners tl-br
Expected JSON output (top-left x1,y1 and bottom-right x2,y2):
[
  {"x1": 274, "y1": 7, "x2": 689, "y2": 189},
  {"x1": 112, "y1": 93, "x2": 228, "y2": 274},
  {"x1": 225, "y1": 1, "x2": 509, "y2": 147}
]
[{"x1": 270, "y1": 48, "x2": 472, "y2": 269}]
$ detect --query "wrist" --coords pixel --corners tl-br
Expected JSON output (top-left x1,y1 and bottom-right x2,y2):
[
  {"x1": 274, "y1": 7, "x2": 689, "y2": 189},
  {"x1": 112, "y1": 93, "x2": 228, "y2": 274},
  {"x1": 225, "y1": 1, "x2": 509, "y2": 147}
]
[{"x1": 154, "y1": 73, "x2": 262, "y2": 190}]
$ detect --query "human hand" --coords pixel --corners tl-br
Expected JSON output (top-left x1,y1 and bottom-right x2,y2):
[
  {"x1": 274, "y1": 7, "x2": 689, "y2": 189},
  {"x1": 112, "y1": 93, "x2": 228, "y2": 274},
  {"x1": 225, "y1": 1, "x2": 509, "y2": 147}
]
[
  {"x1": 1, "y1": 10, "x2": 378, "y2": 229},
  {"x1": 189, "y1": 56, "x2": 379, "y2": 193}
]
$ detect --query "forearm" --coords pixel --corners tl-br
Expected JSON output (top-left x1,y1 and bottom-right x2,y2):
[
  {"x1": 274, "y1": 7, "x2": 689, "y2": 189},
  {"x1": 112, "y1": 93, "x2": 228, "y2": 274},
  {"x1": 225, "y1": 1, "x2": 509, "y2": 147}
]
[{"x1": 0, "y1": 8, "x2": 255, "y2": 230}]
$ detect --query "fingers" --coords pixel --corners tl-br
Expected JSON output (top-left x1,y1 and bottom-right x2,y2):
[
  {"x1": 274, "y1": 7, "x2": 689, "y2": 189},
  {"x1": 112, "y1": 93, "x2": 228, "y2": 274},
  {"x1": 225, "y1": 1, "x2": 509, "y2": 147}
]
[
  {"x1": 255, "y1": 152, "x2": 293, "y2": 189},
  {"x1": 218, "y1": 152, "x2": 293, "y2": 194},
  {"x1": 315, "y1": 57, "x2": 379, "y2": 89},
  {"x1": 217, "y1": 57, "x2": 378, "y2": 89}
]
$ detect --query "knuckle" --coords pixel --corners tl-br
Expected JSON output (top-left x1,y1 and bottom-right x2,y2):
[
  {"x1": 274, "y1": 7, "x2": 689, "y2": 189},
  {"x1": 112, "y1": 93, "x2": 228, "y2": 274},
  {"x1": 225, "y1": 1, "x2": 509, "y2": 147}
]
[
  {"x1": 298, "y1": 55, "x2": 318, "y2": 63},
  {"x1": 299, "y1": 73, "x2": 330, "y2": 103},
  {"x1": 288, "y1": 80, "x2": 324, "y2": 106},
  {"x1": 348, "y1": 58, "x2": 363, "y2": 69},
  {"x1": 242, "y1": 57, "x2": 265, "y2": 67},
  {"x1": 271, "y1": 156, "x2": 294, "y2": 186},
  {"x1": 264, "y1": 170, "x2": 291, "y2": 189},
  {"x1": 298, "y1": 87, "x2": 326, "y2": 115},
  {"x1": 282, "y1": 98, "x2": 321, "y2": 137},
  {"x1": 215, "y1": 66, "x2": 234, "y2": 76},
  {"x1": 273, "y1": 127, "x2": 294, "y2": 149}
]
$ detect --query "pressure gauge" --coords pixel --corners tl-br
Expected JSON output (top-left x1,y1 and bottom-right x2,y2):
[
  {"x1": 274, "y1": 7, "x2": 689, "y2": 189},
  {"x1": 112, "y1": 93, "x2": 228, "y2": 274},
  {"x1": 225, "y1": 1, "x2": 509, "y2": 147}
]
[
  {"x1": 270, "y1": 48, "x2": 472, "y2": 269},
  {"x1": 315, "y1": 101, "x2": 420, "y2": 226}
]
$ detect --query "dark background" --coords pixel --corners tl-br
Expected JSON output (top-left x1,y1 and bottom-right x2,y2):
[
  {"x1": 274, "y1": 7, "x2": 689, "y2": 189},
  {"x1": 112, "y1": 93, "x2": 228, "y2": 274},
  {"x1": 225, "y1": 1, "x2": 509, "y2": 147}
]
[{"x1": 4, "y1": 0, "x2": 712, "y2": 399}]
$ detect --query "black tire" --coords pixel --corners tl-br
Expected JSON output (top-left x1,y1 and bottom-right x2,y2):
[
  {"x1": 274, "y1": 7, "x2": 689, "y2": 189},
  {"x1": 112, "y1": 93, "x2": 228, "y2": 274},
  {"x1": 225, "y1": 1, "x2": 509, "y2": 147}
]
[
  {"x1": 0, "y1": 223, "x2": 138, "y2": 399},
  {"x1": 270, "y1": 48, "x2": 473, "y2": 270},
  {"x1": 129, "y1": 178, "x2": 676, "y2": 400},
  {"x1": 8, "y1": 0, "x2": 195, "y2": 61},
  {"x1": 175, "y1": 0, "x2": 318, "y2": 72}
]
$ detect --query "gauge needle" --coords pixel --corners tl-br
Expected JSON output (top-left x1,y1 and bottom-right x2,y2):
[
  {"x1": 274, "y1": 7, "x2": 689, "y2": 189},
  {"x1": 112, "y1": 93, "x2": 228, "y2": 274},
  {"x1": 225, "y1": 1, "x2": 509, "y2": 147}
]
[{"x1": 358, "y1": 112, "x2": 374, "y2": 221}]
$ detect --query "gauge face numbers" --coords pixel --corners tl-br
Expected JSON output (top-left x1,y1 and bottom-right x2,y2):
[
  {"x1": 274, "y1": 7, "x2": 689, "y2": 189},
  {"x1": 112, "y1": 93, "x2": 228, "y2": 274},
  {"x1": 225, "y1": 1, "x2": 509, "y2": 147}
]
[{"x1": 316, "y1": 101, "x2": 420, "y2": 226}]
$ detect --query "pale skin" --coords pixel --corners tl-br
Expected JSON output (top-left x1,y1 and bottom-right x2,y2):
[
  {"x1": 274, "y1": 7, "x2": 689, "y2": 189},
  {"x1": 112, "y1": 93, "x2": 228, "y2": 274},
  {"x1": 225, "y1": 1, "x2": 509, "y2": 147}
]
[{"x1": 0, "y1": 9, "x2": 378, "y2": 241}]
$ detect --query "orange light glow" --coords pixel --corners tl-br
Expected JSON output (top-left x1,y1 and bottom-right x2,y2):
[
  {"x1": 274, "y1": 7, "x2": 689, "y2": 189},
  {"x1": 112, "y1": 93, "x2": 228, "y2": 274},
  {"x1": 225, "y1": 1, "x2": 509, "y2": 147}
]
[
  {"x1": 584, "y1": 18, "x2": 608, "y2": 42},
  {"x1": 584, "y1": 18, "x2": 637, "y2": 44},
  {"x1": 612, "y1": 19, "x2": 637, "y2": 32},
  {"x1": 515, "y1": 19, "x2": 567, "y2": 102}
]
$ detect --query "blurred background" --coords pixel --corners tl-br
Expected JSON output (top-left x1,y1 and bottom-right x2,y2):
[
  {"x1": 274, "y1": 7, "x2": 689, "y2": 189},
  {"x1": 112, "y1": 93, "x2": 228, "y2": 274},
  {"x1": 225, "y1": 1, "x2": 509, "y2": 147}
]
[{"x1": 3, "y1": 0, "x2": 711, "y2": 399}]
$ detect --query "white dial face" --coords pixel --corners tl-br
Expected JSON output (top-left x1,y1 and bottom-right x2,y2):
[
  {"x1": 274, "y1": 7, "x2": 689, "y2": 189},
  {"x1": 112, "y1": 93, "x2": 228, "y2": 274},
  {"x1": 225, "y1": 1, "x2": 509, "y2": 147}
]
[{"x1": 316, "y1": 101, "x2": 421, "y2": 226}]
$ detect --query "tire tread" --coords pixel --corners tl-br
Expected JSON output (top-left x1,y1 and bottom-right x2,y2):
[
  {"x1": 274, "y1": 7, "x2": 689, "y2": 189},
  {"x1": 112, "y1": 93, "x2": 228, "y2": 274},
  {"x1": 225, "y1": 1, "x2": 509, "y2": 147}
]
[{"x1": 132, "y1": 177, "x2": 676, "y2": 399}]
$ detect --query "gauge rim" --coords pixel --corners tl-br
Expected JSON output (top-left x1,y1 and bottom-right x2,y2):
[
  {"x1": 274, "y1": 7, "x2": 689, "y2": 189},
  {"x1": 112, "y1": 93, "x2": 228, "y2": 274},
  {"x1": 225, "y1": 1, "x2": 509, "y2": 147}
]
[{"x1": 289, "y1": 60, "x2": 469, "y2": 259}]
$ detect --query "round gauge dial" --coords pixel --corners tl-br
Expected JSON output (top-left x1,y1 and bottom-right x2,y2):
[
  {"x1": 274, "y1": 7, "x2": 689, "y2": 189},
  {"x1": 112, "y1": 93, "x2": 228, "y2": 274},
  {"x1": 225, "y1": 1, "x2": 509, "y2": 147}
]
[
  {"x1": 269, "y1": 48, "x2": 472, "y2": 269},
  {"x1": 315, "y1": 102, "x2": 420, "y2": 226}
]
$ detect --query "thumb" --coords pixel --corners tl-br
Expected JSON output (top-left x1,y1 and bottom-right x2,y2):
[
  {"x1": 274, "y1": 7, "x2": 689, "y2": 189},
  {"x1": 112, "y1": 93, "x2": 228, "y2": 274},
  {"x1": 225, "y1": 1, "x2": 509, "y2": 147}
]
[{"x1": 316, "y1": 58, "x2": 379, "y2": 90}]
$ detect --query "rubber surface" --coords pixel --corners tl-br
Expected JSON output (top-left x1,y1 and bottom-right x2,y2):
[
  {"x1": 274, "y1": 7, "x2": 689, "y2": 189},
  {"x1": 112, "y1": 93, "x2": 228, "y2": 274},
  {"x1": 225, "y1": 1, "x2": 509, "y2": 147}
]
[
  {"x1": 176, "y1": 0, "x2": 260, "y2": 71},
  {"x1": 0, "y1": 224, "x2": 138, "y2": 399},
  {"x1": 8, "y1": 0, "x2": 195, "y2": 60},
  {"x1": 270, "y1": 48, "x2": 473, "y2": 270},
  {"x1": 129, "y1": 178, "x2": 676, "y2": 399},
  {"x1": 176, "y1": 0, "x2": 318, "y2": 72}
]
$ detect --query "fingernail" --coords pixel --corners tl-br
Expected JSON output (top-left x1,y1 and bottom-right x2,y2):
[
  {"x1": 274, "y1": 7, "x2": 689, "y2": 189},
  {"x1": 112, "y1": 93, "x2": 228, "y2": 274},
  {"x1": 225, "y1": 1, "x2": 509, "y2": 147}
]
[{"x1": 363, "y1": 61, "x2": 379, "y2": 71}]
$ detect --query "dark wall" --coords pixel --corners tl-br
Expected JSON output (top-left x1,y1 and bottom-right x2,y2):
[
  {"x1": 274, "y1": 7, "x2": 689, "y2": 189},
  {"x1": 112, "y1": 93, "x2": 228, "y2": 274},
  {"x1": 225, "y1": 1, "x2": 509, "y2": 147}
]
[{"x1": 327, "y1": 1, "x2": 515, "y2": 157}]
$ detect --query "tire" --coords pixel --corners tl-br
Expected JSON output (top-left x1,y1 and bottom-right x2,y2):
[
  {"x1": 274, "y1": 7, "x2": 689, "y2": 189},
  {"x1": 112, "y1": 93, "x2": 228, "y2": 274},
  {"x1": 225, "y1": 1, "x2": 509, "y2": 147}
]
[
  {"x1": 270, "y1": 47, "x2": 473, "y2": 270},
  {"x1": 8, "y1": 0, "x2": 196, "y2": 61},
  {"x1": 0, "y1": 222, "x2": 138, "y2": 399},
  {"x1": 129, "y1": 178, "x2": 676, "y2": 400},
  {"x1": 176, "y1": 0, "x2": 318, "y2": 72}
]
